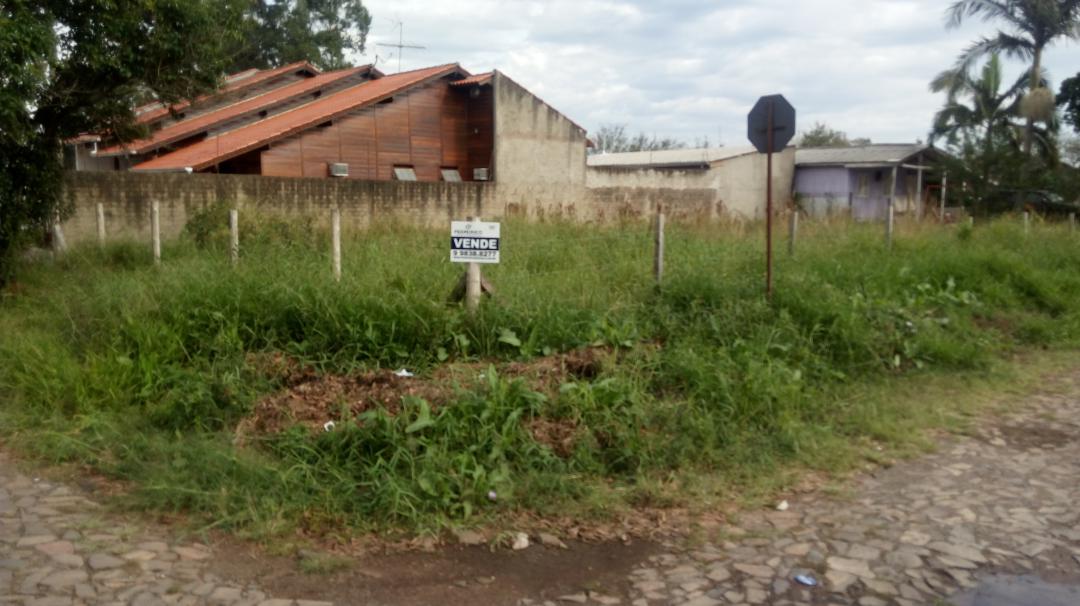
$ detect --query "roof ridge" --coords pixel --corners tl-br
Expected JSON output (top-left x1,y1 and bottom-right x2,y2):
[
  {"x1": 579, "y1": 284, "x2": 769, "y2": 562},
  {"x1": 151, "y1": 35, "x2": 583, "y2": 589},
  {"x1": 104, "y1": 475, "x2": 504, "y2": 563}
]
[
  {"x1": 132, "y1": 63, "x2": 465, "y2": 171},
  {"x1": 103, "y1": 65, "x2": 370, "y2": 155}
]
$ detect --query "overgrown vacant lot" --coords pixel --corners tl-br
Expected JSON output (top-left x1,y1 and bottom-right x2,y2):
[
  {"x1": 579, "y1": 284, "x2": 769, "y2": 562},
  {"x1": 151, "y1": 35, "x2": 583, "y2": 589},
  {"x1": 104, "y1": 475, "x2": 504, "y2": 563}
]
[{"x1": 1, "y1": 214, "x2": 1079, "y2": 542}]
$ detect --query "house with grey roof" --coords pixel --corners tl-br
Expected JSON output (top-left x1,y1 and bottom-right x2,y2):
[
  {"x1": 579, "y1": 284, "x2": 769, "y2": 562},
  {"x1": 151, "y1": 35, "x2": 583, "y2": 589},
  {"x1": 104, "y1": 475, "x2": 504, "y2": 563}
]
[
  {"x1": 794, "y1": 144, "x2": 948, "y2": 220},
  {"x1": 587, "y1": 146, "x2": 795, "y2": 220}
]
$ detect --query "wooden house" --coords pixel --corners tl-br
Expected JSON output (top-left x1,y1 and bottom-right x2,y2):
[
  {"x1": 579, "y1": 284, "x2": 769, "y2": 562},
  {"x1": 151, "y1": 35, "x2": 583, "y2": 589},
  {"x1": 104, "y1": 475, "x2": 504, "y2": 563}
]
[{"x1": 70, "y1": 62, "x2": 523, "y2": 184}]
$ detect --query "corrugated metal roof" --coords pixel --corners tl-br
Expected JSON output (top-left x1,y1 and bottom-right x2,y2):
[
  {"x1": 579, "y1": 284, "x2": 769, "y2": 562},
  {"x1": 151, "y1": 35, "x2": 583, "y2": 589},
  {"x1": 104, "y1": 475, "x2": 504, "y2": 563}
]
[
  {"x1": 450, "y1": 72, "x2": 493, "y2": 86},
  {"x1": 133, "y1": 61, "x2": 323, "y2": 124},
  {"x1": 100, "y1": 66, "x2": 374, "y2": 156},
  {"x1": 587, "y1": 146, "x2": 761, "y2": 169},
  {"x1": 795, "y1": 144, "x2": 931, "y2": 167},
  {"x1": 132, "y1": 64, "x2": 465, "y2": 172}
]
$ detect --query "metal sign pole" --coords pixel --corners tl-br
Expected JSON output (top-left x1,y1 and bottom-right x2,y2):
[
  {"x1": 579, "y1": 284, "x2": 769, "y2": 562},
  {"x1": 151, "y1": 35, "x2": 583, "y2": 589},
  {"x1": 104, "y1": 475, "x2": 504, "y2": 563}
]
[
  {"x1": 766, "y1": 100, "x2": 774, "y2": 300},
  {"x1": 747, "y1": 93, "x2": 795, "y2": 301}
]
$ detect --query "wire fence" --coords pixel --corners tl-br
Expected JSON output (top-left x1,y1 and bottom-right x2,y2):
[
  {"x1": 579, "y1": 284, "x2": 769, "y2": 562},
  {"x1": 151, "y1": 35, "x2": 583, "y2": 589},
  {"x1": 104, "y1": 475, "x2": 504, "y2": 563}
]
[{"x1": 64, "y1": 203, "x2": 1079, "y2": 309}]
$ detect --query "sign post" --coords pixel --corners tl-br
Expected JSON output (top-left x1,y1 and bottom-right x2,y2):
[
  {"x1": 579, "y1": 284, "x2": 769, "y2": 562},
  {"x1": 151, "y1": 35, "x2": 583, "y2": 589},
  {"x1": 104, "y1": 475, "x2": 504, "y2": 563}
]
[
  {"x1": 748, "y1": 94, "x2": 796, "y2": 299},
  {"x1": 451, "y1": 219, "x2": 500, "y2": 314}
]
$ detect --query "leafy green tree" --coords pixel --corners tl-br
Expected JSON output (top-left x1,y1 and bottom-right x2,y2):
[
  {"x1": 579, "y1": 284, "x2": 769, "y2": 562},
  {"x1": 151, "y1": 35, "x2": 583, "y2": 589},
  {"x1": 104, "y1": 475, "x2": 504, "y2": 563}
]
[
  {"x1": 946, "y1": 0, "x2": 1080, "y2": 155},
  {"x1": 932, "y1": 54, "x2": 1065, "y2": 208},
  {"x1": 1060, "y1": 73, "x2": 1080, "y2": 133},
  {"x1": 930, "y1": 54, "x2": 1032, "y2": 178},
  {"x1": 797, "y1": 123, "x2": 854, "y2": 148},
  {"x1": 0, "y1": 0, "x2": 241, "y2": 286},
  {"x1": 228, "y1": 0, "x2": 373, "y2": 71}
]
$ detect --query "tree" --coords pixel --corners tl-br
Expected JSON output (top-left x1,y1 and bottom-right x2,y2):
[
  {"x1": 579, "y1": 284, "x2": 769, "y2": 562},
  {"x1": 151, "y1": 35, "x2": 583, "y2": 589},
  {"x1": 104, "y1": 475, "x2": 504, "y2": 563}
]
[
  {"x1": 227, "y1": 0, "x2": 373, "y2": 72},
  {"x1": 590, "y1": 123, "x2": 687, "y2": 154},
  {"x1": 1060, "y1": 73, "x2": 1080, "y2": 133},
  {"x1": 0, "y1": 0, "x2": 241, "y2": 286},
  {"x1": 930, "y1": 54, "x2": 1033, "y2": 187},
  {"x1": 1061, "y1": 135, "x2": 1080, "y2": 166},
  {"x1": 931, "y1": 54, "x2": 1064, "y2": 208},
  {"x1": 945, "y1": 0, "x2": 1080, "y2": 156},
  {"x1": 797, "y1": 123, "x2": 850, "y2": 148}
]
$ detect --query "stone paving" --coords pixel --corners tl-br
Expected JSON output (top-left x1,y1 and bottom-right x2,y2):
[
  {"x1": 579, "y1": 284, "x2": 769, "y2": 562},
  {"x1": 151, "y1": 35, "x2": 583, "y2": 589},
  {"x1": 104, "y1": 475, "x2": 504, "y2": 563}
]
[
  {"x1": 533, "y1": 376, "x2": 1080, "y2": 606},
  {"x1": 0, "y1": 452, "x2": 329, "y2": 606}
]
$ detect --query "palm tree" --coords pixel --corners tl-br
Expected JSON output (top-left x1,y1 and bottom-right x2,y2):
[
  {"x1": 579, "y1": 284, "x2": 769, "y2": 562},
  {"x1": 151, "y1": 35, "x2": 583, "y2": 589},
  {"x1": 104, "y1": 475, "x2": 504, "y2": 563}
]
[
  {"x1": 946, "y1": 0, "x2": 1080, "y2": 155},
  {"x1": 931, "y1": 55, "x2": 1028, "y2": 183},
  {"x1": 928, "y1": 54, "x2": 1062, "y2": 197}
]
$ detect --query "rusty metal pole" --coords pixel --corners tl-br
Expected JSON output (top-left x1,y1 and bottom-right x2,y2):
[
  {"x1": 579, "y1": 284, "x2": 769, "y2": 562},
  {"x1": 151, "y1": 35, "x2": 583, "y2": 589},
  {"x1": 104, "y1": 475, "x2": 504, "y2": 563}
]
[{"x1": 766, "y1": 100, "x2": 774, "y2": 300}]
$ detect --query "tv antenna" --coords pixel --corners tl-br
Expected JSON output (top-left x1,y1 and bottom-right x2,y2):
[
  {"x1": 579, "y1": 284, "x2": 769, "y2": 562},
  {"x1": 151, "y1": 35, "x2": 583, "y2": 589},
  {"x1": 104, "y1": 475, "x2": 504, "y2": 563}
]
[{"x1": 376, "y1": 20, "x2": 426, "y2": 73}]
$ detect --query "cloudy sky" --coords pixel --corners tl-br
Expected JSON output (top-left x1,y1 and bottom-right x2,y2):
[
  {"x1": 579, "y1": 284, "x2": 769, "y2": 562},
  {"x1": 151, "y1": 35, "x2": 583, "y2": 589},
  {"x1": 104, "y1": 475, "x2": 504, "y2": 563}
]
[{"x1": 354, "y1": 0, "x2": 1078, "y2": 147}]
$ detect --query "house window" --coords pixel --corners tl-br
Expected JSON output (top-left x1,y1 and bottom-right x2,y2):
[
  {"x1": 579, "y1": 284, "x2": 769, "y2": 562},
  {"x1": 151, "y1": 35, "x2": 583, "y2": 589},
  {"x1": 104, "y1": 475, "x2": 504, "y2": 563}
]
[
  {"x1": 393, "y1": 166, "x2": 417, "y2": 181},
  {"x1": 441, "y1": 168, "x2": 462, "y2": 182},
  {"x1": 855, "y1": 174, "x2": 870, "y2": 197}
]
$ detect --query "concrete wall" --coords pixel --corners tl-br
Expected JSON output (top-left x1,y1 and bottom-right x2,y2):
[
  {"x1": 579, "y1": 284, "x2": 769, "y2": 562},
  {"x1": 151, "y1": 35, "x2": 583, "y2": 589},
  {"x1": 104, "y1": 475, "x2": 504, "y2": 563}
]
[
  {"x1": 61, "y1": 171, "x2": 494, "y2": 244},
  {"x1": 713, "y1": 149, "x2": 795, "y2": 220},
  {"x1": 491, "y1": 71, "x2": 589, "y2": 218},
  {"x1": 59, "y1": 170, "x2": 723, "y2": 246},
  {"x1": 585, "y1": 148, "x2": 795, "y2": 220}
]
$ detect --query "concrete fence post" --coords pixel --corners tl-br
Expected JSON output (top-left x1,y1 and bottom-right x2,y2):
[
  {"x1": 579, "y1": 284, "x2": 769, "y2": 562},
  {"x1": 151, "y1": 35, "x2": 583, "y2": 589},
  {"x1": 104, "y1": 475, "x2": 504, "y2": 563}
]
[
  {"x1": 466, "y1": 215, "x2": 482, "y2": 314},
  {"x1": 151, "y1": 201, "x2": 161, "y2": 265},
  {"x1": 229, "y1": 209, "x2": 239, "y2": 266},
  {"x1": 331, "y1": 207, "x2": 342, "y2": 282},
  {"x1": 886, "y1": 164, "x2": 898, "y2": 250},
  {"x1": 51, "y1": 212, "x2": 67, "y2": 255},
  {"x1": 1071, "y1": 212, "x2": 1076, "y2": 234},
  {"x1": 788, "y1": 210, "x2": 799, "y2": 257},
  {"x1": 654, "y1": 205, "x2": 665, "y2": 287},
  {"x1": 1024, "y1": 211, "x2": 1031, "y2": 236},
  {"x1": 96, "y1": 203, "x2": 106, "y2": 247}
]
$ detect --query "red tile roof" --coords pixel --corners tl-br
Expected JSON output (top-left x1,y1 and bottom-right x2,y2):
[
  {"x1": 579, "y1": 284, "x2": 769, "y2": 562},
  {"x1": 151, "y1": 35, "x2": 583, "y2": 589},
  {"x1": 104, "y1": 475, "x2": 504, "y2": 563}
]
[
  {"x1": 100, "y1": 65, "x2": 374, "y2": 157},
  {"x1": 132, "y1": 64, "x2": 465, "y2": 173},
  {"x1": 133, "y1": 61, "x2": 322, "y2": 124},
  {"x1": 450, "y1": 72, "x2": 492, "y2": 86}
]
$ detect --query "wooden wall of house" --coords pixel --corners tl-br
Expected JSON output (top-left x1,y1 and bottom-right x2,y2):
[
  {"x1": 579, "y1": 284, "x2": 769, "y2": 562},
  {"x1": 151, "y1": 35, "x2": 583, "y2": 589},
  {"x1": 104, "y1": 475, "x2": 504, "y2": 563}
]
[{"x1": 259, "y1": 77, "x2": 494, "y2": 182}]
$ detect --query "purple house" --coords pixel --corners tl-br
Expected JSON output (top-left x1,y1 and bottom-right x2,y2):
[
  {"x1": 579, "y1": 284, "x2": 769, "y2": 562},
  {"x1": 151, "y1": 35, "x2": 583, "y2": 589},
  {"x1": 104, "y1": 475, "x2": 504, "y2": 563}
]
[{"x1": 794, "y1": 144, "x2": 947, "y2": 221}]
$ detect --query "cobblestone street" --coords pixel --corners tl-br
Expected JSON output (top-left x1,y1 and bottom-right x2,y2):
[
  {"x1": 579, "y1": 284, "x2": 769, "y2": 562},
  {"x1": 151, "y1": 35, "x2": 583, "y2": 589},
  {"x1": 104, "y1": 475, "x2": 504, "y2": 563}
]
[
  {"x1": 545, "y1": 373, "x2": 1080, "y2": 606},
  {"x1": 0, "y1": 453, "x2": 324, "y2": 606},
  {"x1": 4, "y1": 373, "x2": 1080, "y2": 605}
]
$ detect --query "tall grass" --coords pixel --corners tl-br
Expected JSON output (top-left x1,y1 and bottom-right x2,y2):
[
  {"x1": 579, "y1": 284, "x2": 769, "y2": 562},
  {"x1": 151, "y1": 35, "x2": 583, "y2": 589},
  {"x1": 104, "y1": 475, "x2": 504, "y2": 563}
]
[{"x1": 1, "y1": 214, "x2": 1079, "y2": 536}]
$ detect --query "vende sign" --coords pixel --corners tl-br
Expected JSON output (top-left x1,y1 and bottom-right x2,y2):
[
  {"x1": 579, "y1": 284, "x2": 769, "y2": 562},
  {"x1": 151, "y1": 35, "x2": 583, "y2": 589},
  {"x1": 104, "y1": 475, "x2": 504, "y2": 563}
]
[{"x1": 450, "y1": 221, "x2": 501, "y2": 264}]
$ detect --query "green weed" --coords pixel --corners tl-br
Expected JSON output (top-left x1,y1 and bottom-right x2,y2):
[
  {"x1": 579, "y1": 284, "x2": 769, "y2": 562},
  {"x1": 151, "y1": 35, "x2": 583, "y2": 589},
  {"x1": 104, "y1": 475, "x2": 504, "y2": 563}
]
[{"x1": 0, "y1": 217, "x2": 1078, "y2": 537}]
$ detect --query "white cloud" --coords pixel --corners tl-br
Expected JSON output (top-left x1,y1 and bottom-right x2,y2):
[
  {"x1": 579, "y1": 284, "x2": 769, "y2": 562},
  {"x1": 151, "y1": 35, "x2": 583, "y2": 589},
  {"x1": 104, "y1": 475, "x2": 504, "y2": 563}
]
[{"x1": 357, "y1": 0, "x2": 1080, "y2": 145}]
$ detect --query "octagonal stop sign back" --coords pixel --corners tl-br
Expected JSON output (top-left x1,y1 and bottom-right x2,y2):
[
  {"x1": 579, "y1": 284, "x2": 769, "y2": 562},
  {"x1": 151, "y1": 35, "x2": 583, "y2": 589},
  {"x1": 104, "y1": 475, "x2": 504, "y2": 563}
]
[{"x1": 747, "y1": 94, "x2": 796, "y2": 154}]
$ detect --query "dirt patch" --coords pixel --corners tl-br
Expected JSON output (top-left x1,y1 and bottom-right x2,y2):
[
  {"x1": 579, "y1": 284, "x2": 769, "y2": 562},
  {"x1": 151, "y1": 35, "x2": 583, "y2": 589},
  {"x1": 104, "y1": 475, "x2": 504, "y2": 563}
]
[
  {"x1": 211, "y1": 536, "x2": 658, "y2": 606},
  {"x1": 973, "y1": 313, "x2": 1018, "y2": 336},
  {"x1": 238, "y1": 348, "x2": 612, "y2": 439},
  {"x1": 993, "y1": 422, "x2": 1073, "y2": 450},
  {"x1": 527, "y1": 417, "x2": 580, "y2": 458}
]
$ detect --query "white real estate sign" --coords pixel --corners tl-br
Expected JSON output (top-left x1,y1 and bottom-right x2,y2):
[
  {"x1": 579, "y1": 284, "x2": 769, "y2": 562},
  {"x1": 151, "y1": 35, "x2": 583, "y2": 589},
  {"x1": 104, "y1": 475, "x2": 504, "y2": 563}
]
[{"x1": 450, "y1": 221, "x2": 501, "y2": 264}]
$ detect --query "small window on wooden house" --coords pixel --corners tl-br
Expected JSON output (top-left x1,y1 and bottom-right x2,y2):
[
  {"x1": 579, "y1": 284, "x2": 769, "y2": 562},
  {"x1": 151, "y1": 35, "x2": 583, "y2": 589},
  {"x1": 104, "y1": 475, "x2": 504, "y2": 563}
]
[
  {"x1": 440, "y1": 168, "x2": 462, "y2": 182},
  {"x1": 393, "y1": 166, "x2": 417, "y2": 181}
]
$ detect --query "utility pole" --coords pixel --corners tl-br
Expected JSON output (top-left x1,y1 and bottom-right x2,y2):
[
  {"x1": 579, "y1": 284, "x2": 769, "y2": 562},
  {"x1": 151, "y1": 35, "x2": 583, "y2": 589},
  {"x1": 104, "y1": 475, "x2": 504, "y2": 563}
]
[{"x1": 376, "y1": 21, "x2": 426, "y2": 73}]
